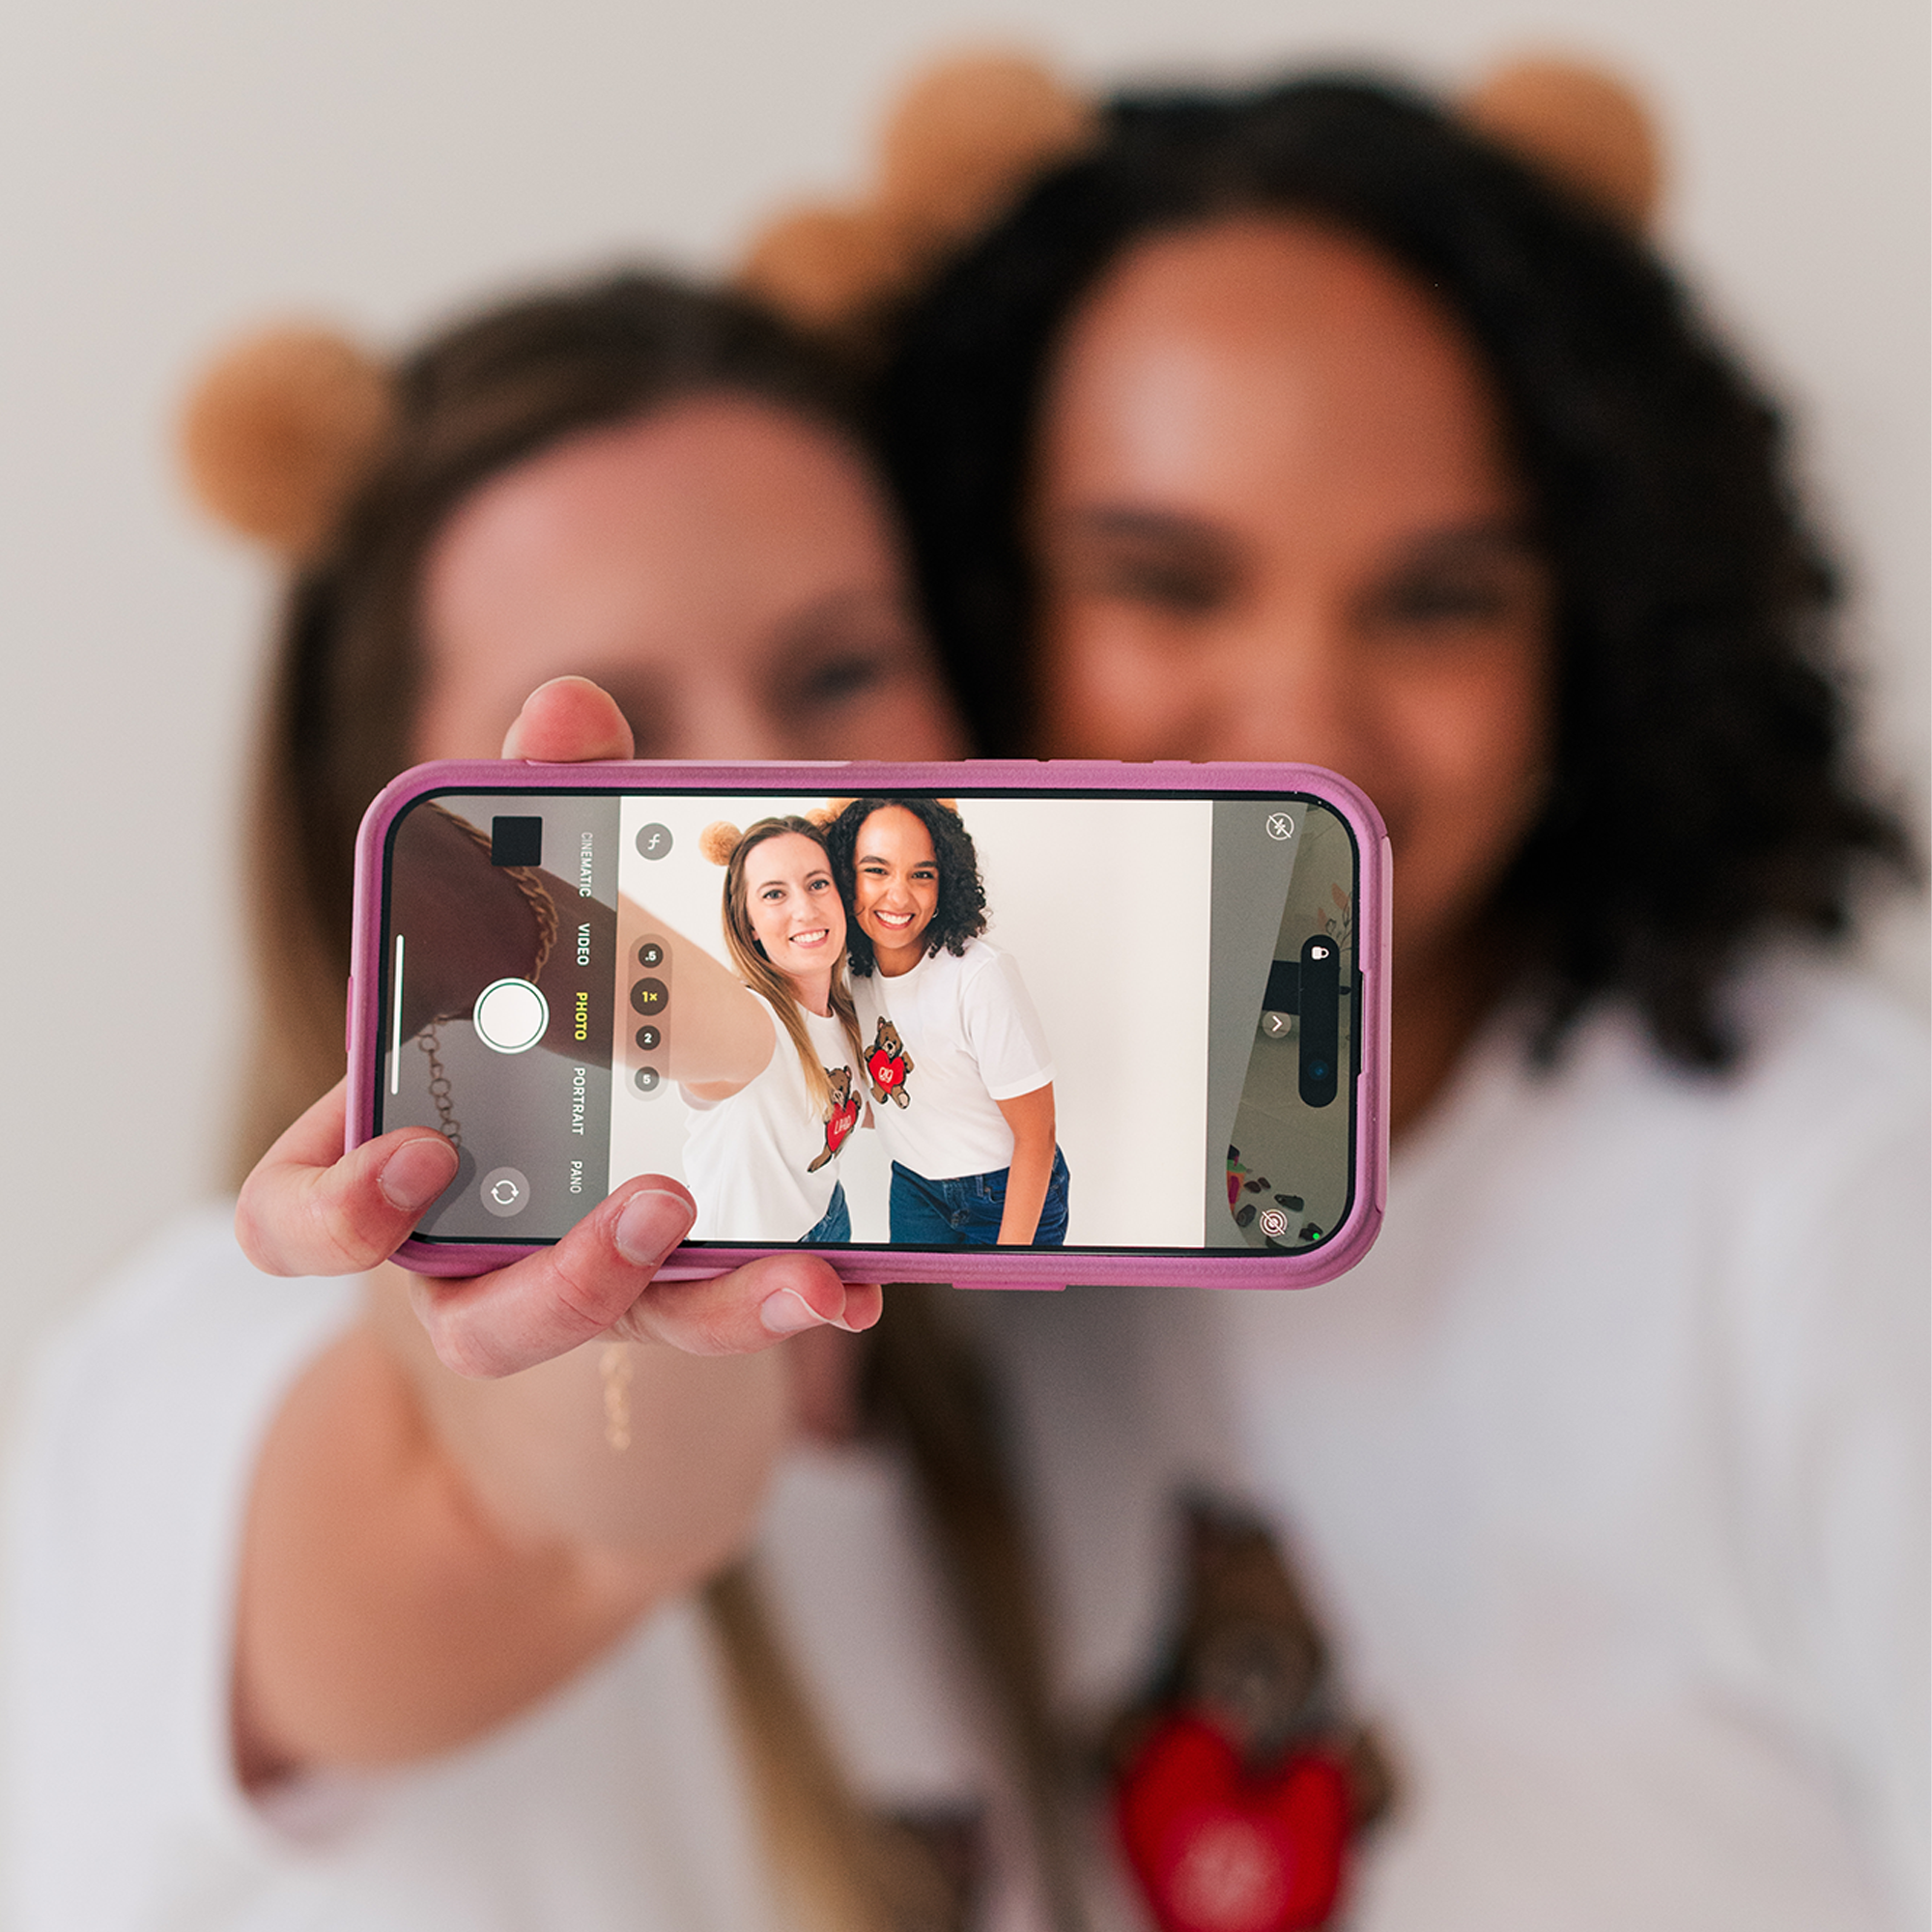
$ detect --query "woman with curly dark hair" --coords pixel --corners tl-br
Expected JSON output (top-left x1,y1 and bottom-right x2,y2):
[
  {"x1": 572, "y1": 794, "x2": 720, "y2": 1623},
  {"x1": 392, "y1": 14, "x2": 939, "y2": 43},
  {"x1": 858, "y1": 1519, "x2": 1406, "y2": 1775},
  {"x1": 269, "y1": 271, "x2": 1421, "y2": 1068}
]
[
  {"x1": 872, "y1": 68, "x2": 1927, "y2": 1931},
  {"x1": 828, "y1": 796, "x2": 989, "y2": 977},
  {"x1": 825, "y1": 795, "x2": 1068, "y2": 1245}
]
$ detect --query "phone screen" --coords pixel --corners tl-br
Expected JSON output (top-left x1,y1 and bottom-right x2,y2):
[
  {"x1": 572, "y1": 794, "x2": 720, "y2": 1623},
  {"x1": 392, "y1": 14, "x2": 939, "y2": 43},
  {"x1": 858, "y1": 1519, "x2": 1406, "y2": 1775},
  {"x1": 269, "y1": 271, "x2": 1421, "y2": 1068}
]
[{"x1": 376, "y1": 787, "x2": 1360, "y2": 1256}]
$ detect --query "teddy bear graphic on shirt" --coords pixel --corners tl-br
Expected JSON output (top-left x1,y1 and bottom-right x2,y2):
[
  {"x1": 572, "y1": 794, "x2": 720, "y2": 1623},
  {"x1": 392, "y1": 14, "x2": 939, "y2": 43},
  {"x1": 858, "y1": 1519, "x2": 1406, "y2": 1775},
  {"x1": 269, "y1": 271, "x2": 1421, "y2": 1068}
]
[
  {"x1": 866, "y1": 1018, "x2": 915, "y2": 1109},
  {"x1": 809, "y1": 1065, "x2": 860, "y2": 1172}
]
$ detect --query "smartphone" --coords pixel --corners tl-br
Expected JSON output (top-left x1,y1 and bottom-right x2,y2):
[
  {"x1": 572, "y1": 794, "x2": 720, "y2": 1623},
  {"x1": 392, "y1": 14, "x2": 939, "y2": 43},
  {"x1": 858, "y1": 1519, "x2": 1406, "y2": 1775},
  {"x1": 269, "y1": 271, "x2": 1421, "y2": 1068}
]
[{"x1": 347, "y1": 760, "x2": 1390, "y2": 1288}]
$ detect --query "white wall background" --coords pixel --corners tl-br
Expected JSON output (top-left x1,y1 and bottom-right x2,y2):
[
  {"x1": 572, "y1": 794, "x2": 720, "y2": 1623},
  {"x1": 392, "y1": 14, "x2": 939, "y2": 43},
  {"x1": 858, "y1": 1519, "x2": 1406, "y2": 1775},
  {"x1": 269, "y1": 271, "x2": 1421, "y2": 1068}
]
[
  {"x1": 925, "y1": 796, "x2": 1215, "y2": 1248},
  {"x1": 0, "y1": 0, "x2": 1923, "y2": 1389}
]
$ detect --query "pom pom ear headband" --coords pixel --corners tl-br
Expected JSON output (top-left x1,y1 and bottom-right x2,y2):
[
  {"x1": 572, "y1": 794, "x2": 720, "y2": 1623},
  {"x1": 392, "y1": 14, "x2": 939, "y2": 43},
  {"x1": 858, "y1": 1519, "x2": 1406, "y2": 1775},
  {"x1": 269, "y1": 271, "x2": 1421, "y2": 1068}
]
[
  {"x1": 738, "y1": 46, "x2": 1666, "y2": 335},
  {"x1": 1463, "y1": 54, "x2": 1663, "y2": 230},
  {"x1": 739, "y1": 48, "x2": 1099, "y2": 334},
  {"x1": 704, "y1": 804, "x2": 964, "y2": 871},
  {"x1": 178, "y1": 323, "x2": 392, "y2": 559},
  {"x1": 699, "y1": 820, "x2": 745, "y2": 867},
  {"x1": 177, "y1": 50, "x2": 1662, "y2": 555}
]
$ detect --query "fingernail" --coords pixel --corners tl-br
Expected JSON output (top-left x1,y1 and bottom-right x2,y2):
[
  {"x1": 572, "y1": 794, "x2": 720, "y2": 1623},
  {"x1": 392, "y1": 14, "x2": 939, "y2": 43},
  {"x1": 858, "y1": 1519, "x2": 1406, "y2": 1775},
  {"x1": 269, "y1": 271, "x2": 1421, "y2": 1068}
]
[
  {"x1": 379, "y1": 1137, "x2": 457, "y2": 1214},
  {"x1": 758, "y1": 1288, "x2": 829, "y2": 1336},
  {"x1": 614, "y1": 1188, "x2": 696, "y2": 1267}
]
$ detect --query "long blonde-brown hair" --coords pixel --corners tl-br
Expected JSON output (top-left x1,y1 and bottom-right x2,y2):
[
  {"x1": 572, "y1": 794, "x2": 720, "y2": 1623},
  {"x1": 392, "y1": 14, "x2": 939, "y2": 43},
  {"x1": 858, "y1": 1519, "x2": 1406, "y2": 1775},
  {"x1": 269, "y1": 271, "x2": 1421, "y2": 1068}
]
[
  {"x1": 708, "y1": 816, "x2": 864, "y2": 1109},
  {"x1": 204, "y1": 270, "x2": 1076, "y2": 1932}
]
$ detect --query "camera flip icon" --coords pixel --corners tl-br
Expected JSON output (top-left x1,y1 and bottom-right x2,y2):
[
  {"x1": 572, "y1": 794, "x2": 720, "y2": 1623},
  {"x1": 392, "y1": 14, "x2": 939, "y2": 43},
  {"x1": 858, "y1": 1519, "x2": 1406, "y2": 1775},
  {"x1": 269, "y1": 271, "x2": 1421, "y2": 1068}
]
[{"x1": 479, "y1": 1166, "x2": 530, "y2": 1218}]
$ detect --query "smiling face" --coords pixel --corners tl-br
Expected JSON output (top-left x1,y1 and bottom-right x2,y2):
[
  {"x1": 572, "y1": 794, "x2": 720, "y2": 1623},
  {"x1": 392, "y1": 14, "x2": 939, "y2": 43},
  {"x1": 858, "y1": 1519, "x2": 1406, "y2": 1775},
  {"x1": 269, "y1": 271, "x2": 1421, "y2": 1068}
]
[
  {"x1": 412, "y1": 393, "x2": 963, "y2": 763},
  {"x1": 851, "y1": 807, "x2": 941, "y2": 976},
  {"x1": 741, "y1": 831, "x2": 846, "y2": 993},
  {"x1": 1033, "y1": 216, "x2": 1553, "y2": 983}
]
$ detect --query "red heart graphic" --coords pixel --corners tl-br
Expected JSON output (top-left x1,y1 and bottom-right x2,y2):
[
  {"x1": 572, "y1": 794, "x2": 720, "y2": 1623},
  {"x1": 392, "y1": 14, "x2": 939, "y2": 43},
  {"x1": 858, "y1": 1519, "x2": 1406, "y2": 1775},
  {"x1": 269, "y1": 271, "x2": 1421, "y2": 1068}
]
[{"x1": 1114, "y1": 1715, "x2": 1350, "y2": 1932}]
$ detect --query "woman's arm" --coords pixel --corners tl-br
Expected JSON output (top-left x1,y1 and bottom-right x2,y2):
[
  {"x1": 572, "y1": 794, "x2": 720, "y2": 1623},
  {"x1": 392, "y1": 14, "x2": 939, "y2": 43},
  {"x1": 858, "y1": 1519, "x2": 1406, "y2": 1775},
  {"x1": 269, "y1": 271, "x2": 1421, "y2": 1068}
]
[
  {"x1": 615, "y1": 895, "x2": 772, "y2": 1094},
  {"x1": 234, "y1": 1237, "x2": 816, "y2": 1774},
  {"x1": 993, "y1": 1083, "x2": 1056, "y2": 1244},
  {"x1": 230, "y1": 679, "x2": 877, "y2": 1779},
  {"x1": 236, "y1": 1053, "x2": 844, "y2": 1780}
]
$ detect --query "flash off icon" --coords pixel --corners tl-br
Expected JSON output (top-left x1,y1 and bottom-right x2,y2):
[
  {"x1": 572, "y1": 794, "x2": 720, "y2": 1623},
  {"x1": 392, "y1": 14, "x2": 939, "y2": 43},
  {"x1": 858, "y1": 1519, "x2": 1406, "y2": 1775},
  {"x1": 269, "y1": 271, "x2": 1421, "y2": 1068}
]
[{"x1": 1265, "y1": 811, "x2": 1293, "y2": 841}]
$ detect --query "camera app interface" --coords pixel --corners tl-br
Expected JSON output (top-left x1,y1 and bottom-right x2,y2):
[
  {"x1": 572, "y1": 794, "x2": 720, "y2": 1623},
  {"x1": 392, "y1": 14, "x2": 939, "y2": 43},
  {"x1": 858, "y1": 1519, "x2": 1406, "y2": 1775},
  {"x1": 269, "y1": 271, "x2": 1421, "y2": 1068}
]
[{"x1": 377, "y1": 788, "x2": 1359, "y2": 1255}]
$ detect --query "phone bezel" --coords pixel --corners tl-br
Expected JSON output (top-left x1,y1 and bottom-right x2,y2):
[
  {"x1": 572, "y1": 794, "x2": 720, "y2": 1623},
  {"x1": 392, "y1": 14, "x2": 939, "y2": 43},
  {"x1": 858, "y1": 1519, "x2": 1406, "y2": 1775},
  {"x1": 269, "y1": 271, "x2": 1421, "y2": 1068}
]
[{"x1": 349, "y1": 758, "x2": 1391, "y2": 1289}]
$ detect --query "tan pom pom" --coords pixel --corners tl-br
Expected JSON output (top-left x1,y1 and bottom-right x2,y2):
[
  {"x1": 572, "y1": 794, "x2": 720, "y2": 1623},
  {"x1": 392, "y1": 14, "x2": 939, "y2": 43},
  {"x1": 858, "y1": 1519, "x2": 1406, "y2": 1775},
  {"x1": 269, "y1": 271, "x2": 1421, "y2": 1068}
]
[
  {"x1": 806, "y1": 798, "x2": 858, "y2": 830},
  {"x1": 179, "y1": 324, "x2": 392, "y2": 557},
  {"x1": 875, "y1": 49, "x2": 1096, "y2": 248},
  {"x1": 740, "y1": 205, "x2": 918, "y2": 332},
  {"x1": 698, "y1": 821, "x2": 744, "y2": 867},
  {"x1": 1463, "y1": 55, "x2": 1665, "y2": 230}
]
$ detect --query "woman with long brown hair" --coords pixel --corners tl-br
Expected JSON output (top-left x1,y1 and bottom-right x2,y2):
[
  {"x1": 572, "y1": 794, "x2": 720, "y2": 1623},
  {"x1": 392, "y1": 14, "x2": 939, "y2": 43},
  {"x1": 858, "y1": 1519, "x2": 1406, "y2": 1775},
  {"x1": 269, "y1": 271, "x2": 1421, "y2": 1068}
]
[
  {"x1": 6, "y1": 270, "x2": 1078, "y2": 1932},
  {"x1": 680, "y1": 815, "x2": 867, "y2": 1243}
]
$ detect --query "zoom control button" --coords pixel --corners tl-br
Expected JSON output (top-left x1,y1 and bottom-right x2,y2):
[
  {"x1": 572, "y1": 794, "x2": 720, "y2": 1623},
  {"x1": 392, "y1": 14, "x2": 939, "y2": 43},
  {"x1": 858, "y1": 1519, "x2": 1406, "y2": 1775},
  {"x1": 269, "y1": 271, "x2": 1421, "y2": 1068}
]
[
  {"x1": 634, "y1": 1066, "x2": 664, "y2": 1095},
  {"x1": 635, "y1": 1024, "x2": 662, "y2": 1051},
  {"x1": 637, "y1": 939, "x2": 666, "y2": 969},
  {"x1": 630, "y1": 976, "x2": 668, "y2": 1017},
  {"x1": 480, "y1": 1167, "x2": 531, "y2": 1218}
]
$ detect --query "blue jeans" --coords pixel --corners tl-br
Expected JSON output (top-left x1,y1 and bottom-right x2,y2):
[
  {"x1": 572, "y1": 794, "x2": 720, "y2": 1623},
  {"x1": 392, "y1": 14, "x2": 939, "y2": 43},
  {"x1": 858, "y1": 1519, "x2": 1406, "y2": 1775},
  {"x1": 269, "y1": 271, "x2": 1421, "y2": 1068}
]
[
  {"x1": 802, "y1": 1181, "x2": 850, "y2": 1244},
  {"x1": 889, "y1": 1148, "x2": 1070, "y2": 1247}
]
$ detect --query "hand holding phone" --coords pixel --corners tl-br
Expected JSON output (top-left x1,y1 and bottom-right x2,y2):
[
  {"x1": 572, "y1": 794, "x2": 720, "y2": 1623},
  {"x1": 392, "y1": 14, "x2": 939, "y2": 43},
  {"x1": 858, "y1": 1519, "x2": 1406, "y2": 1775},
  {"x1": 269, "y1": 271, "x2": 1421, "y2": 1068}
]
[
  {"x1": 235, "y1": 679, "x2": 879, "y2": 1378},
  {"x1": 344, "y1": 702, "x2": 1392, "y2": 1291}
]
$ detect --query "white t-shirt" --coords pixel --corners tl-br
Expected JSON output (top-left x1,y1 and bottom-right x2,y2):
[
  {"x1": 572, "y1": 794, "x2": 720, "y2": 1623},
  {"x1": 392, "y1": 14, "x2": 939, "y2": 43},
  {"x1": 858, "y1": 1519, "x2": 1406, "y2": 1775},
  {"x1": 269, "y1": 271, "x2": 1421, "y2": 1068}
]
[
  {"x1": 969, "y1": 957, "x2": 1929, "y2": 1932},
  {"x1": 1, "y1": 1214, "x2": 1037, "y2": 1932},
  {"x1": 7, "y1": 959, "x2": 1923, "y2": 1931},
  {"x1": 681, "y1": 991, "x2": 861, "y2": 1242},
  {"x1": 851, "y1": 939, "x2": 1054, "y2": 1180}
]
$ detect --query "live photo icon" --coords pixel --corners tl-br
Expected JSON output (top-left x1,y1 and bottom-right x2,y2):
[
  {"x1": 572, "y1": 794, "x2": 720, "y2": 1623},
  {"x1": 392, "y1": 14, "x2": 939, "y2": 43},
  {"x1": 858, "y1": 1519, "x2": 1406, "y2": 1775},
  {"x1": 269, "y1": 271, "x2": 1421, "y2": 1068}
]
[{"x1": 491, "y1": 815, "x2": 544, "y2": 867}]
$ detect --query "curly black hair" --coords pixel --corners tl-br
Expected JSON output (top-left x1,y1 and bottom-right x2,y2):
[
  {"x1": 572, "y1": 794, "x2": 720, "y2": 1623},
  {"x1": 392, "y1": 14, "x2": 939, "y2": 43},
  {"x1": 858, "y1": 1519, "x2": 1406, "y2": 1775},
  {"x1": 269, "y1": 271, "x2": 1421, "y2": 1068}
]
[
  {"x1": 825, "y1": 796, "x2": 989, "y2": 977},
  {"x1": 877, "y1": 75, "x2": 1913, "y2": 1067}
]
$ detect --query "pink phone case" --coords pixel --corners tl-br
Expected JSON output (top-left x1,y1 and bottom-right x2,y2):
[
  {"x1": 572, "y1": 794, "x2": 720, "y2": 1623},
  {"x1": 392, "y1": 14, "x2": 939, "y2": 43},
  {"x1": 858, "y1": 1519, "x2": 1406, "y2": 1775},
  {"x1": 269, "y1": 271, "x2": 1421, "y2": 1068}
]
[{"x1": 349, "y1": 759, "x2": 1391, "y2": 1289}]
